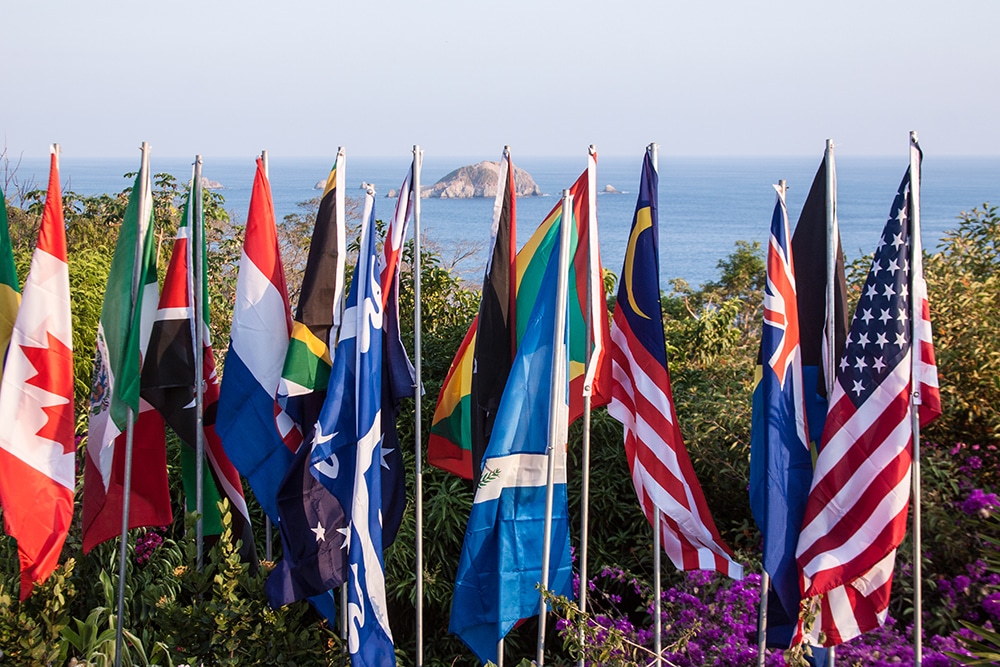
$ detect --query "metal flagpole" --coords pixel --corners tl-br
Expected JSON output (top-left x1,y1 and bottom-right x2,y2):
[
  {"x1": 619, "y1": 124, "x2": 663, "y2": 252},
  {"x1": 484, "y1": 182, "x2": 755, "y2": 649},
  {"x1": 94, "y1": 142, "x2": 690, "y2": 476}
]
[
  {"x1": 193, "y1": 156, "x2": 206, "y2": 571},
  {"x1": 908, "y1": 130, "x2": 924, "y2": 666},
  {"x1": 537, "y1": 189, "x2": 574, "y2": 666},
  {"x1": 650, "y1": 143, "x2": 664, "y2": 667},
  {"x1": 577, "y1": 144, "x2": 599, "y2": 667},
  {"x1": 756, "y1": 573, "x2": 769, "y2": 667},
  {"x1": 338, "y1": 147, "x2": 349, "y2": 663},
  {"x1": 114, "y1": 140, "x2": 152, "y2": 667},
  {"x1": 260, "y1": 149, "x2": 274, "y2": 563},
  {"x1": 824, "y1": 140, "x2": 838, "y2": 667},
  {"x1": 413, "y1": 144, "x2": 425, "y2": 667}
]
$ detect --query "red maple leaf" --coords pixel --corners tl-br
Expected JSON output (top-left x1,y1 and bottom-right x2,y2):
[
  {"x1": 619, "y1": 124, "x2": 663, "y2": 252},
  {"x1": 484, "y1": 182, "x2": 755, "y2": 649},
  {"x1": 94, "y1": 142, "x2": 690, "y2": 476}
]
[{"x1": 20, "y1": 332, "x2": 75, "y2": 455}]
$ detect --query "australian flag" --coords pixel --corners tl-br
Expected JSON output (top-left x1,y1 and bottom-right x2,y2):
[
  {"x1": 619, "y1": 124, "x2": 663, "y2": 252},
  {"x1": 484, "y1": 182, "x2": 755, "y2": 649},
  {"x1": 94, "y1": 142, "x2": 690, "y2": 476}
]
[{"x1": 749, "y1": 185, "x2": 812, "y2": 647}]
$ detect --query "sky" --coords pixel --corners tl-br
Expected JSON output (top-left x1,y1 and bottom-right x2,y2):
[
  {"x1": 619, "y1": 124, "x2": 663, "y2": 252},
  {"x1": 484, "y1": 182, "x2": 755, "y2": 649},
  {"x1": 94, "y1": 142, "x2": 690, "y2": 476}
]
[{"x1": 2, "y1": 0, "x2": 998, "y2": 159}]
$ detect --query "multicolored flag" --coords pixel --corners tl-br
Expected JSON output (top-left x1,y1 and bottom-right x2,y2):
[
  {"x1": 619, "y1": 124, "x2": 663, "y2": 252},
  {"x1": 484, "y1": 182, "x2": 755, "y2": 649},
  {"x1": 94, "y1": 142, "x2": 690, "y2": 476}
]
[
  {"x1": 0, "y1": 147, "x2": 75, "y2": 600},
  {"x1": 0, "y1": 184, "x2": 21, "y2": 384},
  {"x1": 608, "y1": 149, "x2": 742, "y2": 580},
  {"x1": 268, "y1": 171, "x2": 412, "y2": 610},
  {"x1": 468, "y1": 147, "x2": 518, "y2": 482},
  {"x1": 311, "y1": 189, "x2": 396, "y2": 665},
  {"x1": 83, "y1": 148, "x2": 171, "y2": 553},
  {"x1": 749, "y1": 153, "x2": 848, "y2": 648},
  {"x1": 450, "y1": 204, "x2": 573, "y2": 665},
  {"x1": 217, "y1": 157, "x2": 296, "y2": 523},
  {"x1": 141, "y1": 170, "x2": 256, "y2": 563},
  {"x1": 795, "y1": 143, "x2": 940, "y2": 646},
  {"x1": 278, "y1": 148, "x2": 346, "y2": 442},
  {"x1": 429, "y1": 152, "x2": 611, "y2": 478}
]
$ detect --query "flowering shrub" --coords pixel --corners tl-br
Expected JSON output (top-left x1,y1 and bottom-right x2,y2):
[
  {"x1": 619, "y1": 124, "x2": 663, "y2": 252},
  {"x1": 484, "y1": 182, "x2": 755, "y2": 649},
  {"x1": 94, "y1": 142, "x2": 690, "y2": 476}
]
[{"x1": 555, "y1": 566, "x2": 980, "y2": 666}]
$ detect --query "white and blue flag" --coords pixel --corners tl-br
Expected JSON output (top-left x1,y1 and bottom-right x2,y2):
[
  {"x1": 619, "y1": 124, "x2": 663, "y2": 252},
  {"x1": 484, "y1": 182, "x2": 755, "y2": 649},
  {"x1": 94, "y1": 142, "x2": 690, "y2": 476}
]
[
  {"x1": 449, "y1": 233, "x2": 573, "y2": 665},
  {"x1": 311, "y1": 189, "x2": 396, "y2": 666}
]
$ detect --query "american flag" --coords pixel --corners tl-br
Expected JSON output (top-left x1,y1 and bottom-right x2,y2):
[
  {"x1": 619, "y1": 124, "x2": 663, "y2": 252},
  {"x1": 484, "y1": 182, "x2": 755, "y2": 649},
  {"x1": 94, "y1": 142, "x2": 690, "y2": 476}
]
[
  {"x1": 795, "y1": 151, "x2": 940, "y2": 646},
  {"x1": 608, "y1": 150, "x2": 742, "y2": 580}
]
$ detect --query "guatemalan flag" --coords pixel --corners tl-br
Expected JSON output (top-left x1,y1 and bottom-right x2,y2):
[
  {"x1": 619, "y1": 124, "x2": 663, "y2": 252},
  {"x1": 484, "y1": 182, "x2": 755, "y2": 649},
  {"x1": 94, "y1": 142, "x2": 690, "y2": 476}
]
[
  {"x1": 311, "y1": 189, "x2": 395, "y2": 666},
  {"x1": 450, "y1": 211, "x2": 573, "y2": 665},
  {"x1": 218, "y1": 157, "x2": 296, "y2": 523}
]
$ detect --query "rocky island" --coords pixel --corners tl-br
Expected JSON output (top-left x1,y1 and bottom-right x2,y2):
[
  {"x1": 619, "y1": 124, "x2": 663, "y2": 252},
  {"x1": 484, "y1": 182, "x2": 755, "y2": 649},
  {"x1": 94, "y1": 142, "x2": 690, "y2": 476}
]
[{"x1": 422, "y1": 161, "x2": 542, "y2": 199}]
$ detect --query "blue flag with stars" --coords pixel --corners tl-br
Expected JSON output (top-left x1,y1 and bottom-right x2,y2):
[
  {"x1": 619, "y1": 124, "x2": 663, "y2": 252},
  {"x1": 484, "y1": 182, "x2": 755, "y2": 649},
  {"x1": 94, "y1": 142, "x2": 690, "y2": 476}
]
[{"x1": 311, "y1": 190, "x2": 396, "y2": 666}]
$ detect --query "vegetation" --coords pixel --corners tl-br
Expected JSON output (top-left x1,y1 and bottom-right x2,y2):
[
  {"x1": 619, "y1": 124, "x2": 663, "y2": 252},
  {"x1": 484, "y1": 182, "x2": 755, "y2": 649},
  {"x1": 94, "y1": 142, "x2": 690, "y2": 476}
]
[{"x1": 0, "y1": 171, "x2": 997, "y2": 665}]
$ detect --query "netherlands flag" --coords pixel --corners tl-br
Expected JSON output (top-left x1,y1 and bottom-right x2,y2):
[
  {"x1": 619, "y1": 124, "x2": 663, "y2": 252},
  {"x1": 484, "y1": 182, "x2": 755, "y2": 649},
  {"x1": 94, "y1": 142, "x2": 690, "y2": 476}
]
[{"x1": 218, "y1": 157, "x2": 298, "y2": 523}]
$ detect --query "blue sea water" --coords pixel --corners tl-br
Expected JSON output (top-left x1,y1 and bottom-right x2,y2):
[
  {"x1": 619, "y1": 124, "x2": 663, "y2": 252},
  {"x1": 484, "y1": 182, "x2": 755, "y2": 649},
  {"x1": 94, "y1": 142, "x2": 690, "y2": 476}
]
[{"x1": 8, "y1": 153, "x2": 999, "y2": 288}]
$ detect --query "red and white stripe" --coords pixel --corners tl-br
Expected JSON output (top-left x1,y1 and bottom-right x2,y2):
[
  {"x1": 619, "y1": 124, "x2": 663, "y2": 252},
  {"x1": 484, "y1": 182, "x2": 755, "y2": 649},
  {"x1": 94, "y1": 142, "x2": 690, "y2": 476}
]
[{"x1": 609, "y1": 312, "x2": 743, "y2": 580}]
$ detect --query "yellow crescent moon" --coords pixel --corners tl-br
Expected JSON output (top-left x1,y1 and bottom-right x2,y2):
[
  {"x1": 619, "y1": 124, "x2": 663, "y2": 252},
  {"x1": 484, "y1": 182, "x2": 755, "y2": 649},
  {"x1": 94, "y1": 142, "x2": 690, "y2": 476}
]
[{"x1": 624, "y1": 206, "x2": 652, "y2": 319}]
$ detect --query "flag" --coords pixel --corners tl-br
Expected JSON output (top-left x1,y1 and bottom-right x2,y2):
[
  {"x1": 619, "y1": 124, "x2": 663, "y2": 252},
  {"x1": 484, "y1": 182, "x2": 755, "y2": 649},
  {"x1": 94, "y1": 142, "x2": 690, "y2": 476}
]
[
  {"x1": 268, "y1": 176, "x2": 411, "y2": 618},
  {"x1": 608, "y1": 150, "x2": 742, "y2": 580},
  {"x1": 377, "y1": 160, "x2": 417, "y2": 549},
  {"x1": 450, "y1": 218, "x2": 573, "y2": 665},
  {"x1": 311, "y1": 189, "x2": 396, "y2": 665},
  {"x1": 749, "y1": 155, "x2": 849, "y2": 648},
  {"x1": 795, "y1": 144, "x2": 941, "y2": 646},
  {"x1": 429, "y1": 153, "x2": 611, "y2": 478},
  {"x1": 217, "y1": 157, "x2": 296, "y2": 523},
  {"x1": 278, "y1": 148, "x2": 346, "y2": 442},
  {"x1": 0, "y1": 184, "x2": 21, "y2": 384},
  {"x1": 83, "y1": 150, "x2": 172, "y2": 553},
  {"x1": 469, "y1": 147, "x2": 518, "y2": 481},
  {"x1": 141, "y1": 171, "x2": 257, "y2": 563},
  {"x1": 0, "y1": 147, "x2": 74, "y2": 600}
]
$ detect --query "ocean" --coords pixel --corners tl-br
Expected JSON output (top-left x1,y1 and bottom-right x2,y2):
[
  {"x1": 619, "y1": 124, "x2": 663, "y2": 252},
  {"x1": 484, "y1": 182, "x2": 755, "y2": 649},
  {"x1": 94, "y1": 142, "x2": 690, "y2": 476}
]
[{"x1": 6, "y1": 152, "x2": 998, "y2": 288}]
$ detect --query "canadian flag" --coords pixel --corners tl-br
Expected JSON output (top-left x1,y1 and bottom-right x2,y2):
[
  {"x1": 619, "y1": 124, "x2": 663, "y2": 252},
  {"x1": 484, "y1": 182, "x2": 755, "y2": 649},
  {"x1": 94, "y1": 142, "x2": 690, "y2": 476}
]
[{"x1": 0, "y1": 146, "x2": 75, "y2": 600}]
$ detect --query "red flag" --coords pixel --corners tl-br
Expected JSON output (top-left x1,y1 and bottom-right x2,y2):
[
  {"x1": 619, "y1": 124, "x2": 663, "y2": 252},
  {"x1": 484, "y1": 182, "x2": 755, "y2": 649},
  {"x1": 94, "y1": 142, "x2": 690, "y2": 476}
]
[{"x1": 0, "y1": 147, "x2": 75, "y2": 599}]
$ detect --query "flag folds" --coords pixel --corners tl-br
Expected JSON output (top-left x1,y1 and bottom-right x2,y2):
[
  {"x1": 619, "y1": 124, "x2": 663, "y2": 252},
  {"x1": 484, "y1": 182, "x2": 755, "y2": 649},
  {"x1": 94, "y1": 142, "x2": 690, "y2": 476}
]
[
  {"x1": 141, "y1": 172, "x2": 256, "y2": 563},
  {"x1": 748, "y1": 185, "x2": 812, "y2": 645},
  {"x1": 83, "y1": 150, "x2": 171, "y2": 552},
  {"x1": 795, "y1": 144, "x2": 940, "y2": 646},
  {"x1": 311, "y1": 189, "x2": 396, "y2": 665},
  {"x1": 608, "y1": 150, "x2": 742, "y2": 580},
  {"x1": 218, "y1": 157, "x2": 296, "y2": 523},
  {"x1": 0, "y1": 148, "x2": 75, "y2": 599},
  {"x1": 268, "y1": 163, "x2": 414, "y2": 614},
  {"x1": 749, "y1": 155, "x2": 849, "y2": 648},
  {"x1": 469, "y1": 147, "x2": 517, "y2": 481},
  {"x1": 450, "y1": 213, "x2": 573, "y2": 665},
  {"x1": 278, "y1": 148, "x2": 346, "y2": 442},
  {"x1": 429, "y1": 153, "x2": 610, "y2": 478}
]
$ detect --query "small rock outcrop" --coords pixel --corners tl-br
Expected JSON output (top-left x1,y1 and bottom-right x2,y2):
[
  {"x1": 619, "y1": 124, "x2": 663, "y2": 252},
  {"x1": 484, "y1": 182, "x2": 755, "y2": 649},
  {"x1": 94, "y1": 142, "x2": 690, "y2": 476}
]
[
  {"x1": 200, "y1": 177, "x2": 224, "y2": 190},
  {"x1": 603, "y1": 184, "x2": 620, "y2": 194},
  {"x1": 421, "y1": 161, "x2": 542, "y2": 199}
]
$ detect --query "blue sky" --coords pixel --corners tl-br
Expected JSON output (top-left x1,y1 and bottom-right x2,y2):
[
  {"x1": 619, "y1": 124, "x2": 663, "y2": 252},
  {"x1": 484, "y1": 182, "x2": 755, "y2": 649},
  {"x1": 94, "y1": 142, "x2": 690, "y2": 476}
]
[{"x1": 3, "y1": 0, "x2": 997, "y2": 158}]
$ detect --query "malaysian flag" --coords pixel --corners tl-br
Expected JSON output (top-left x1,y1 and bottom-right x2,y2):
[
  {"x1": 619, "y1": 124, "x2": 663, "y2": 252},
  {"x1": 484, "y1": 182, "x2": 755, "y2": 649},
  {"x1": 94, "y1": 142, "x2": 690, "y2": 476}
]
[
  {"x1": 608, "y1": 149, "x2": 742, "y2": 579},
  {"x1": 795, "y1": 143, "x2": 940, "y2": 646}
]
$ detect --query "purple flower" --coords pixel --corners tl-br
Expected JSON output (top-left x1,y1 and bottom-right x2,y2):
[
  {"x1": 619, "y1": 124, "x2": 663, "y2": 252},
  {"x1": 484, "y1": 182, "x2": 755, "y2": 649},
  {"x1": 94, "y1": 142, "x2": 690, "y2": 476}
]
[{"x1": 960, "y1": 488, "x2": 1000, "y2": 517}]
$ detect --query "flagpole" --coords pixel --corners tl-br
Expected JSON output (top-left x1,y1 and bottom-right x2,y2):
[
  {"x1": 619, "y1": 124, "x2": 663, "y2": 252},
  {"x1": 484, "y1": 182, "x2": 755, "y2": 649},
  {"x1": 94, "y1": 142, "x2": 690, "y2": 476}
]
[
  {"x1": 824, "y1": 139, "x2": 838, "y2": 667},
  {"x1": 114, "y1": 140, "x2": 151, "y2": 667},
  {"x1": 260, "y1": 149, "x2": 274, "y2": 563},
  {"x1": 757, "y1": 179, "x2": 787, "y2": 667},
  {"x1": 647, "y1": 143, "x2": 664, "y2": 667},
  {"x1": 577, "y1": 144, "x2": 598, "y2": 667},
  {"x1": 193, "y1": 155, "x2": 206, "y2": 570},
  {"x1": 337, "y1": 148, "x2": 349, "y2": 663},
  {"x1": 537, "y1": 189, "x2": 573, "y2": 667},
  {"x1": 413, "y1": 143, "x2": 425, "y2": 667},
  {"x1": 909, "y1": 130, "x2": 924, "y2": 667}
]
